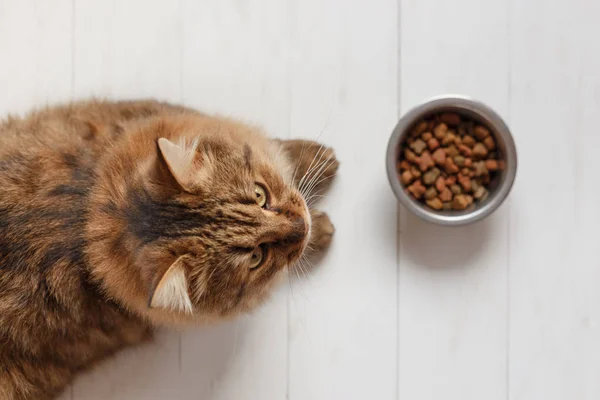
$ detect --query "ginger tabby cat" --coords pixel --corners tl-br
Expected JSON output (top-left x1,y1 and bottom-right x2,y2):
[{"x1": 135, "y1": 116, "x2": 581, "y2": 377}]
[{"x1": 0, "y1": 100, "x2": 338, "y2": 399}]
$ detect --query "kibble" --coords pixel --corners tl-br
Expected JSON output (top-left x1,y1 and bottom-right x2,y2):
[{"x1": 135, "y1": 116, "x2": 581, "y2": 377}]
[
  {"x1": 419, "y1": 151, "x2": 435, "y2": 171},
  {"x1": 462, "y1": 135, "x2": 476, "y2": 148},
  {"x1": 444, "y1": 158, "x2": 459, "y2": 174},
  {"x1": 401, "y1": 170, "x2": 414, "y2": 185},
  {"x1": 435, "y1": 176, "x2": 446, "y2": 192},
  {"x1": 483, "y1": 136, "x2": 496, "y2": 150},
  {"x1": 440, "y1": 112, "x2": 461, "y2": 126},
  {"x1": 453, "y1": 194, "x2": 469, "y2": 210},
  {"x1": 426, "y1": 198, "x2": 444, "y2": 210},
  {"x1": 442, "y1": 133, "x2": 457, "y2": 146},
  {"x1": 439, "y1": 187, "x2": 453, "y2": 202},
  {"x1": 473, "y1": 125, "x2": 490, "y2": 140},
  {"x1": 410, "y1": 166, "x2": 422, "y2": 179},
  {"x1": 412, "y1": 121, "x2": 428, "y2": 137},
  {"x1": 433, "y1": 123, "x2": 448, "y2": 139},
  {"x1": 445, "y1": 145, "x2": 459, "y2": 158},
  {"x1": 432, "y1": 148, "x2": 446, "y2": 165},
  {"x1": 473, "y1": 161, "x2": 488, "y2": 177},
  {"x1": 472, "y1": 143, "x2": 488, "y2": 159},
  {"x1": 427, "y1": 138, "x2": 440, "y2": 151},
  {"x1": 425, "y1": 187, "x2": 438, "y2": 200},
  {"x1": 408, "y1": 180, "x2": 426, "y2": 199},
  {"x1": 485, "y1": 159, "x2": 499, "y2": 171},
  {"x1": 410, "y1": 139, "x2": 427, "y2": 155},
  {"x1": 453, "y1": 134, "x2": 462, "y2": 146},
  {"x1": 422, "y1": 167, "x2": 441, "y2": 185},
  {"x1": 397, "y1": 113, "x2": 503, "y2": 211},
  {"x1": 458, "y1": 144, "x2": 472, "y2": 157},
  {"x1": 474, "y1": 186, "x2": 488, "y2": 200},
  {"x1": 458, "y1": 174, "x2": 471, "y2": 192},
  {"x1": 405, "y1": 149, "x2": 418, "y2": 163},
  {"x1": 454, "y1": 155, "x2": 465, "y2": 167}
]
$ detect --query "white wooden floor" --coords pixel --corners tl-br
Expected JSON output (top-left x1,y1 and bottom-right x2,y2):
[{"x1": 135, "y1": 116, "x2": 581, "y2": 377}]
[{"x1": 1, "y1": 0, "x2": 599, "y2": 399}]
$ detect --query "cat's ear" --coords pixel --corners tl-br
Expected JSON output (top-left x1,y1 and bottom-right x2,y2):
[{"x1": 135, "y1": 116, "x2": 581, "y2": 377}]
[
  {"x1": 148, "y1": 256, "x2": 193, "y2": 314},
  {"x1": 157, "y1": 137, "x2": 199, "y2": 191}
]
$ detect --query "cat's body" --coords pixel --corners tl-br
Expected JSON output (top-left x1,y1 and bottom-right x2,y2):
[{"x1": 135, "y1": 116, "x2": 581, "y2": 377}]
[{"x1": 0, "y1": 100, "x2": 337, "y2": 399}]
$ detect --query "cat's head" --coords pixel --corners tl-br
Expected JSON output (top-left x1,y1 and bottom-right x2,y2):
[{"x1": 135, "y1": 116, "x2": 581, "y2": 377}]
[{"x1": 88, "y1": 115, "x2": 310, "y2": 324}]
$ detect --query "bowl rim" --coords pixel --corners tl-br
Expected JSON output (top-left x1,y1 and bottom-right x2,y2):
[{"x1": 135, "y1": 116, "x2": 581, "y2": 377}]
[{"x1": 386, "y1": 94, "x2": 517, "y2": 226}]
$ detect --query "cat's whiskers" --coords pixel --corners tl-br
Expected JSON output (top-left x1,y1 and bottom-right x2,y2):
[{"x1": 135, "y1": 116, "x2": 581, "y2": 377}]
[
  {"x1": 304, "y1": 172, "x2": 337, "y2": 203},
  {"x1": 300, "y1": 260, "x2": 312, "y2": 282},
  {"x1": 290, "y1": 141, "x2": 309, "y2": 187},
  {"x1": 299, "y1": 154, "x2": 333, "y2": 198},
  {"x1": 286, "y1": 96, "x2": 336, "y2": 328},
  {"x1": 295, "y1": 259, "x2": 309, "y2": 282},
  {"x1": 306, "y1": 195, "x2": 326, "y2": 208},
  {"x1": 300, "y1": 256, "x2": 316, "y2": 275},
  {"x1": 301, "y1": 156, "x2": 337, "y2": 200},
  {"x1": 298, "y1": 148, "x2": 333, "y2": 196},
  {"x1": 297, "y1": 143, "x2": 327, "y2": 193},
  {"x1": 293, "y1": 262, "x2": 303, "y2": 282},
  {"x1": 288, "y1": 254, "x2": 311, "y2": 284},
  {"x1": 305, "y1": 190, "x2": 326, "y2": 207},
  {"x1": 307, "y1": 199, "x2": 324, "y2": 210},
  {"x1": 291, "y1": 259, "x2": 313, "y2": 307},
  {"x1": 306, "y1": 155, "x2": 336, "y2": 194},
  {"x1": 291, "y1": 96, "x2": 334, "y2": 188},
  {"x1": 287, "y1": 269, "x2": 309, "y2": 333}
]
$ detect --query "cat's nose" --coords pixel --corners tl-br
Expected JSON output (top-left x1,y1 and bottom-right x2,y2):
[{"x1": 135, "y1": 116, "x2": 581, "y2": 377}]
[
  {"x1": 287, "y1": 216, "x2": 307, "y2": 243},
  {"x1": 273, "y1": 216, "x2": 304, "y2": 245},
  {"x1": 263, "y1": 212, "x2": 308, "y2": 246}
]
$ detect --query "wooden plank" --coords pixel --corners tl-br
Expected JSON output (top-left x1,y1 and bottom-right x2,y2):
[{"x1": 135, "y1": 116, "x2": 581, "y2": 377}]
[
  {"x1": 181, "y1": 0, "x2": 291, "y2": 135},
  {"x1": 509, "y1": 0, "x2": 600, "y2": 398},
  {"x1": 72, "y1": 0, "x2": 181, "y2": 102},
  {"x1": 179, "y1": 1, "x2": 291, "y2": 399},
  {"x1": 398, "y1": 0, "x2": 509, "y2": 399},
  {"x1": 70, "y1": 1, "x2": 182, "y2": 398},
  {"x1": 0, "y1": 0, "x2": 72, "y2": 114},
  {"x1": 287, "y1": 0, "x2": 398, "y2": 399}
]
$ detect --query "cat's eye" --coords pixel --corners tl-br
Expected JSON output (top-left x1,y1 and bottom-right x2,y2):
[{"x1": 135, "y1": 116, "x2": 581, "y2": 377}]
[
  {"x1": 249, "y1": 246, "x2": 265, "y2": 269},
  {"x1": 254, "y1": 183, "x2": 268, "y2": 208}
]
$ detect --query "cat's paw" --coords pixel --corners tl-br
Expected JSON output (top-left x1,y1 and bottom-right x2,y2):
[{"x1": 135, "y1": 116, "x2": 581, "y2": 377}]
[{"x1": 308, "y1": 210, "x2": 335, "y2": 252}]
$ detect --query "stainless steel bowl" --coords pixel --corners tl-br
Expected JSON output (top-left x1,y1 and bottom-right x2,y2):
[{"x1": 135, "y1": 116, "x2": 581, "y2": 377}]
[{"x1": 386, "y1": 95, "x2": 517, "y2": 226}]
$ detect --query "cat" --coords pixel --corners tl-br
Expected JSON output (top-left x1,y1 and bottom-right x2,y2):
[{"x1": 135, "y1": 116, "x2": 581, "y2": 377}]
[{"x1": 0, "y1": 100, "x2": 338, "y2": 400}]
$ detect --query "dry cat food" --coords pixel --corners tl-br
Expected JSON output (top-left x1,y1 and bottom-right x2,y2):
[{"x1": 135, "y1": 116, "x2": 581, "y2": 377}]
[{"x1": 397, "y1": 112, "x2": 504, "y2": 211}]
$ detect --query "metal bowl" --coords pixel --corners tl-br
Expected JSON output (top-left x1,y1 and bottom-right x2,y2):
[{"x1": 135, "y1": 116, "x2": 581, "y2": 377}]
[{"x1": 386, "y1": 95, "x2": 517, "y2": 226}]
